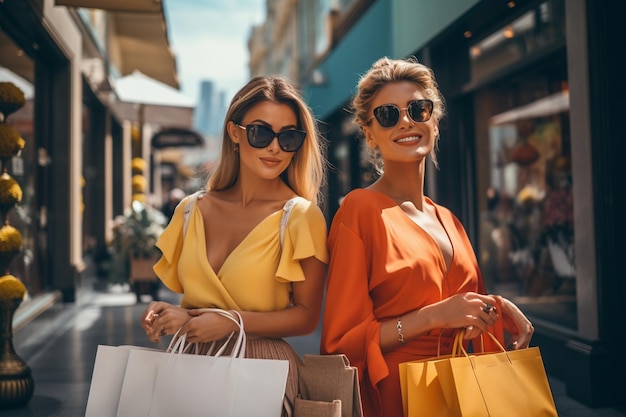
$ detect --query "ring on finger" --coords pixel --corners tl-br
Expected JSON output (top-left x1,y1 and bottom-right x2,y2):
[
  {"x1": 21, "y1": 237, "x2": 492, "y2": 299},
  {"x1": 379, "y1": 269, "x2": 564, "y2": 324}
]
[{"x1": 482, "y1": 303, "x2": 494, "y2": 314}]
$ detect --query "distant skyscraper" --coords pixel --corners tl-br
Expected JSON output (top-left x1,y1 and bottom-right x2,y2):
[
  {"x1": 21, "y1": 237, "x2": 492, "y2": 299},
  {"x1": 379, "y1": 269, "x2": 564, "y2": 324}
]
[
  {"x1": 214, "y1": 91, "x2": 227, "y2": 136},
  {"x1": 194, "y1": 80, "x2": 214, "y2": 137},
  {"x1": 194, "y1": 80, "x2": 228, "y2": 138}
]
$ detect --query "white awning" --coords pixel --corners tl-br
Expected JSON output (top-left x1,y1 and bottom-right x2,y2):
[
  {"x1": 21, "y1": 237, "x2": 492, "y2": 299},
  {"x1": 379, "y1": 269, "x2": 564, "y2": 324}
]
[
  {"x1": 490, "y1": 91, "x2": 570, "y2": 126},
  {"x1": 56, "y1": 0, "x2": 179, "y2": 89},
  {"x1": 114, "y1": 70, "x2": 194, "y2": 108},
  {"x1": 55, "y1": 0, "x2": 162, "y2": 13},
  {"x1": 111, "y1": 70, "x2": 195, "y2": 128},
  {"x1": 110, "y1": 10, "x2": 180, "y2": 89}
]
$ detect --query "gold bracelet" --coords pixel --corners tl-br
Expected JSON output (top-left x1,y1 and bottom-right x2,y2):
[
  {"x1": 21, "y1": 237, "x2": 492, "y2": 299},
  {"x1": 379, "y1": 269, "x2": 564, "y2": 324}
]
[{"x1": 396, "y1": 317, "x2": 405, "y2": 344}]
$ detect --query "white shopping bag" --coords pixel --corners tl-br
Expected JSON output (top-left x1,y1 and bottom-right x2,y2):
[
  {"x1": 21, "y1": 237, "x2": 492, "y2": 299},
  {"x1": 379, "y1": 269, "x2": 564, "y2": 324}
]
[
  {"x1": 85, "y1": 345, "x2": 160, "y2": 417},
  {"x1": 148, "y1": 309, "x2": 290, "y2": 417},
  {"x1": 149, "y1": 352, "x2": 289, "y2": 417},
  {"x1": 116, "y1": 348, "x2": 169, "y2": 417}
]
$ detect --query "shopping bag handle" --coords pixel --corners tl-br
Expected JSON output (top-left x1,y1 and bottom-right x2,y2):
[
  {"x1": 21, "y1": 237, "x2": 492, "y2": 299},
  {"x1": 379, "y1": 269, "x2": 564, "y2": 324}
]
[
  {"x1": 473, "y1": 330, "x2": 506, "y2": 353},
  {"x1": 433, "y1": 328, "x2": 465, "y2": 357},
  {"x1": 455, "y1": 328, "x2": 512, "y2": 364},
  {"x1": 445, "y1": 330, "x2": 466, "y2": 358},
  {"x1": 167, "y1": 326, "x2": 235, "y2": 356},
  {"x1": 167, "y1": 309, "x2": 246, "y2": 359}
]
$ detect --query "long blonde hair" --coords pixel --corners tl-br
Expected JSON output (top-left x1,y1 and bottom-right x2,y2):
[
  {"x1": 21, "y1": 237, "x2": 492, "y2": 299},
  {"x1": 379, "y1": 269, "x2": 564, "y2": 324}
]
[
  {"x1": 206, "y1": 76, "x2": 326, "y2": 204},
  {"x1": 352, "y1": 56, "x2": 446, "y2": 172}
]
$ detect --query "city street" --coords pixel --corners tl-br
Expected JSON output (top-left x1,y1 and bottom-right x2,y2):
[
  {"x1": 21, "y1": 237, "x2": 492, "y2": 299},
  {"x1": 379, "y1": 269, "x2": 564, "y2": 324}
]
[
  {"x1": 2, "y1": 0, "x2": 625, "y2": 411},
  {"x1": 3, "y1": 267, "x2": 625, "y2": 417}
]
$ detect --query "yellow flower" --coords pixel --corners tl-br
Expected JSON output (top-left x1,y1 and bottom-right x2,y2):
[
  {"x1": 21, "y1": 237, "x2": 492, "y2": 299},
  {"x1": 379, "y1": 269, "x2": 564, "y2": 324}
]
[
  {"x1": 0, "y1": 123, "x2": 25, "y2": 159},
  {"x1": 131, "y1": 125, "x2": 140, "y2": 141},
  {"x1": 132, "y1": 157, "x2": 146, "y2": 174},
  {"x1": 0, "y1": 172, "x2": 22, "y2": 204},
  {"x1": 0, "y1": 225, "x2": 22, "y2": 252},
  {"x1": 132, "y1": 193, "x2": 146, "y2": 203},
  {"x1": 0, "y1": 82, "x2": 26, "y2": 117},
  {"x1": 0, "y1": 274, "x2": 27, "y2": 300},
  {"x1": 132, "y1": 174, "x2": 146, "y2": 193}
]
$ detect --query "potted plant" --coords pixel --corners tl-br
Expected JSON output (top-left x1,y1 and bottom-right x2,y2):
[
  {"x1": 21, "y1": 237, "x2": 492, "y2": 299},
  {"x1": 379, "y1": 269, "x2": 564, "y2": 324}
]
[{"x1": 0, "y1": 81, "x2": 34, "y2": 408}]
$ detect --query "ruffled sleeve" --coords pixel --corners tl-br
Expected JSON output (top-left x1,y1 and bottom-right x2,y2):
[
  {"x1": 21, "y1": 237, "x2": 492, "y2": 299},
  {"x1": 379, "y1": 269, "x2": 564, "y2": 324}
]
[
  {"x1": 275, "y1": 199, "x2": 328, "y2": 283},
  {"x1": 152, "y1": 194, "x2": 194, "y2": 293},
  {"x1": 321, "y1": 198, "x2": 387, "y2": 388}
]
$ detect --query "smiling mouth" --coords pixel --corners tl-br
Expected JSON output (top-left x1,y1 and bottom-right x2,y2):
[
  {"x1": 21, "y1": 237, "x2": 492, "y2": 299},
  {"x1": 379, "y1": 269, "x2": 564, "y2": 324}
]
[
  {"x1": 394, "y1": 135, "x2": 421, "y2": 143},
  {"x1": 260, "y1": 157, "x2": 281, "y2": 164}
]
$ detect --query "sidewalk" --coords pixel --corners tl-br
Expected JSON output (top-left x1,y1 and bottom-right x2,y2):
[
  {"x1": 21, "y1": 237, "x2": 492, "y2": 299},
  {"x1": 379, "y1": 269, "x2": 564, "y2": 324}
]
[{"x1": 2, "y1": 279, "x2": 626, "y2": 417}]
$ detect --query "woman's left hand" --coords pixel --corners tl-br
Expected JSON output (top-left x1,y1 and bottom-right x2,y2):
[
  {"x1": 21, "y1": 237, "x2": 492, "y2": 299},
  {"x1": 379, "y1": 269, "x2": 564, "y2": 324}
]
[
  {"x1": 179, "y1": 310, "x2": 240, "y2": 344},
  {"x1": 495, "y1": 295, "x2": 534, "y2": 349},
  {"x1": 142, "y1": 302, "x2": 190, "y2": 343}
]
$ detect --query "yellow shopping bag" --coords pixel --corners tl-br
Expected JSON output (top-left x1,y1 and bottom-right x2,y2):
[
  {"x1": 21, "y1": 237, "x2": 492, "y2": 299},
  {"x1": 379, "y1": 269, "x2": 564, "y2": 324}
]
[
  {"x1": 399, "y1": 331, "x2": 465, "y2": 417},
  {"x1": 435, "y1": 332, "x2": 558, "y2": 417}
]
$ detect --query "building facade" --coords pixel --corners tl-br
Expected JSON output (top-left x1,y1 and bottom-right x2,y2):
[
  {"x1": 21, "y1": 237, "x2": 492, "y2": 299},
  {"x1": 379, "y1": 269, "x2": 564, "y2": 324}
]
[
  {"x1": 0, "y1": 1, "x2": 186, "y2": 317},
  {"x1": 250, "y1": 0, "x2": 625, "y2": 408}
]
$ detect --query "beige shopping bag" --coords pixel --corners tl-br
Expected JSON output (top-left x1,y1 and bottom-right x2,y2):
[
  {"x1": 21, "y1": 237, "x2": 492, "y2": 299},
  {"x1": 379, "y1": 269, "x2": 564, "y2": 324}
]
[
  {"x1": 294, "y1": 398, "x2": 342, "y2": 417},
  {"x1": 297, "y1": 353, "x2": 363, "y2": 417}
]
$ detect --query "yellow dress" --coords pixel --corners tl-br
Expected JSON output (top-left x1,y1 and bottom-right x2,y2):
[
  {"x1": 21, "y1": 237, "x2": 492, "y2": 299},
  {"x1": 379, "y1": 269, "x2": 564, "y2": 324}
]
[
  {"x1": 154, "y1": 193, "x2": 328, "y2": 310},
  {"x1": 153, "y1": 193, "x2": 328, "y2": 416}
]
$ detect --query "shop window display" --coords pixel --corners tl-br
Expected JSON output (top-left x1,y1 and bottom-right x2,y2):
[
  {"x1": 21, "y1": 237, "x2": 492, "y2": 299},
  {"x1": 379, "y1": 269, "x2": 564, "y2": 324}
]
[
  {"x1": 469, "y1": 0, "x2": 574, "y2": 328},
  {"x1": 477, "y1": 86, "x2": 575, "y2": 328}
]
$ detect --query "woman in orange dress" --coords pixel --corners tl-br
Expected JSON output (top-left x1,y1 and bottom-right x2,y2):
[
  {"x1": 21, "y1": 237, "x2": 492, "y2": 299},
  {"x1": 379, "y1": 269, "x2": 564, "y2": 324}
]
[
  {"x1": 141, "y1": 76, "x2": 328, "y2": 416},
  {"x1": 320, "y1": 57, "x2": 534, "y2": 417}
]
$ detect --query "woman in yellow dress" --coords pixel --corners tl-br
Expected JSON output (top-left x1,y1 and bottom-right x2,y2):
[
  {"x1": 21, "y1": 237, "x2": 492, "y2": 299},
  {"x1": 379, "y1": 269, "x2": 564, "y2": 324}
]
[{"x1": 141, "y1": 75, "x2": 328, "y2": 416}]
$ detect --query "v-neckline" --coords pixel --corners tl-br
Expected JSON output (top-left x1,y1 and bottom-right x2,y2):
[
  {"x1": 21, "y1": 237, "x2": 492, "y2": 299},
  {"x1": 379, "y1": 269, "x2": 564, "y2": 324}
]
[
  {"x1": 197, "y1": 206, "x2": 283, "y2": 275},
  {"x1": 366, "y1": 189, "x2": 455, "y2": 273}
]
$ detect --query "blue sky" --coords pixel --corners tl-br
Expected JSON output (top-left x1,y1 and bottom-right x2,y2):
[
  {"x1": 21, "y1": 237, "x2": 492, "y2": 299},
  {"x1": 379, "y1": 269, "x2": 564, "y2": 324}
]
[{"x1": 163, "y1": 0, "x2": 265, "y2": 104}]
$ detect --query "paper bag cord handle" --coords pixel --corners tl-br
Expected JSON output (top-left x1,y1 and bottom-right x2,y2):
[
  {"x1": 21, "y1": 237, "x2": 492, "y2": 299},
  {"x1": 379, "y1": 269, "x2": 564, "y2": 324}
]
[
  {"x1": 455, "y1": 329, "x2": 512, "y2": 364},
  {"x1": 433, "y1": 329, "x2": 465, "y2": 357},
  {"x1": 168, "y1": 309, "x2": 246, "y2": 358}
]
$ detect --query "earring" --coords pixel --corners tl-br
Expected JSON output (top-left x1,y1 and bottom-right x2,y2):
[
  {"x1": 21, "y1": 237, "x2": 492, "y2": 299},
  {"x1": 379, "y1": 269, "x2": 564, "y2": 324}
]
[{"x1": 234, "y1": 143, "x2": 239, "y2": 153}]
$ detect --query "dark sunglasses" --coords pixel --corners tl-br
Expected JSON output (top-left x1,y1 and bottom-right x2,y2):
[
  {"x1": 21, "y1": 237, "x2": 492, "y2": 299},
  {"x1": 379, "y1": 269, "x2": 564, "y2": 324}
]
[
  {"x1": 235, "y1": 124, "x2": 306, "y2": 152},
  {"x1": 366, "y1": 99, "x2": 434, "y2": 128}
]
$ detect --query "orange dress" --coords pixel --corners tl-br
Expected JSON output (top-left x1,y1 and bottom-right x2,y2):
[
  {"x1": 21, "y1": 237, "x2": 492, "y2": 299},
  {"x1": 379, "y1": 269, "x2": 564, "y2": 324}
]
[{"x1": 321, "y1": 189, "x2": 508, "y2": 417}]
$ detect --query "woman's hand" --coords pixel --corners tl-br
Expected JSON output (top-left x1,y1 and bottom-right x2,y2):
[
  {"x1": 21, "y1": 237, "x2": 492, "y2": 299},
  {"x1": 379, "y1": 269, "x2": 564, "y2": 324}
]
[
  {"x1": 494, "y1": 295, "x2": 534, "y2": 349},
  {"x1": 382, "y1": 292, "x2": 500, "y2": 351},
  {"x1": 141, "y1": 301, "x2": 190, "y2": 343},
  {"x1": 180, "y1": 310, "x2": 240, "y2": 344},
  {"x1": 432, "y1": 292, "x2": 500, "y2": 339}
]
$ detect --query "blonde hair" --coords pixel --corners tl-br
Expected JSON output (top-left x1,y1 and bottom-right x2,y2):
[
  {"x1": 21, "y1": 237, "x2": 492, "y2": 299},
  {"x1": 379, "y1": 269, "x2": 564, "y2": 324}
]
[
  {"x1": 206, "y1": 76, "x2": 326, "y2": 204},
  {"x1": 352, "y1": 56, "x2": 446, "y2": 172}
]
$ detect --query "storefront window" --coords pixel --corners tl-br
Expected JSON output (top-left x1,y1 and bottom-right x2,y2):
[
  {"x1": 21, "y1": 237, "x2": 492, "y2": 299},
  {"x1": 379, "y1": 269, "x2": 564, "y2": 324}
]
[
  {"x1": 470, "y1": 1, "x2": 565, "y2": 84},
  {"x1": 471, "y1": 0, "x2": 575, "y2": 329}
]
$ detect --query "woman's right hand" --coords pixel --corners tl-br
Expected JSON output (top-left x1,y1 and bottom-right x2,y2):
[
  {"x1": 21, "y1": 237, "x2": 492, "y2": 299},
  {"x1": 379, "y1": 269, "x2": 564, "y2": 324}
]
[
  {"x1": 141, "y1": 301, "x2": 189, "y2": 343},
  {"x1": 494, "y1": 295, "x2": 534, "y2": 349},
  {"x1": 431, "y1": 292, "x2": 500, "y2": 338}
]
